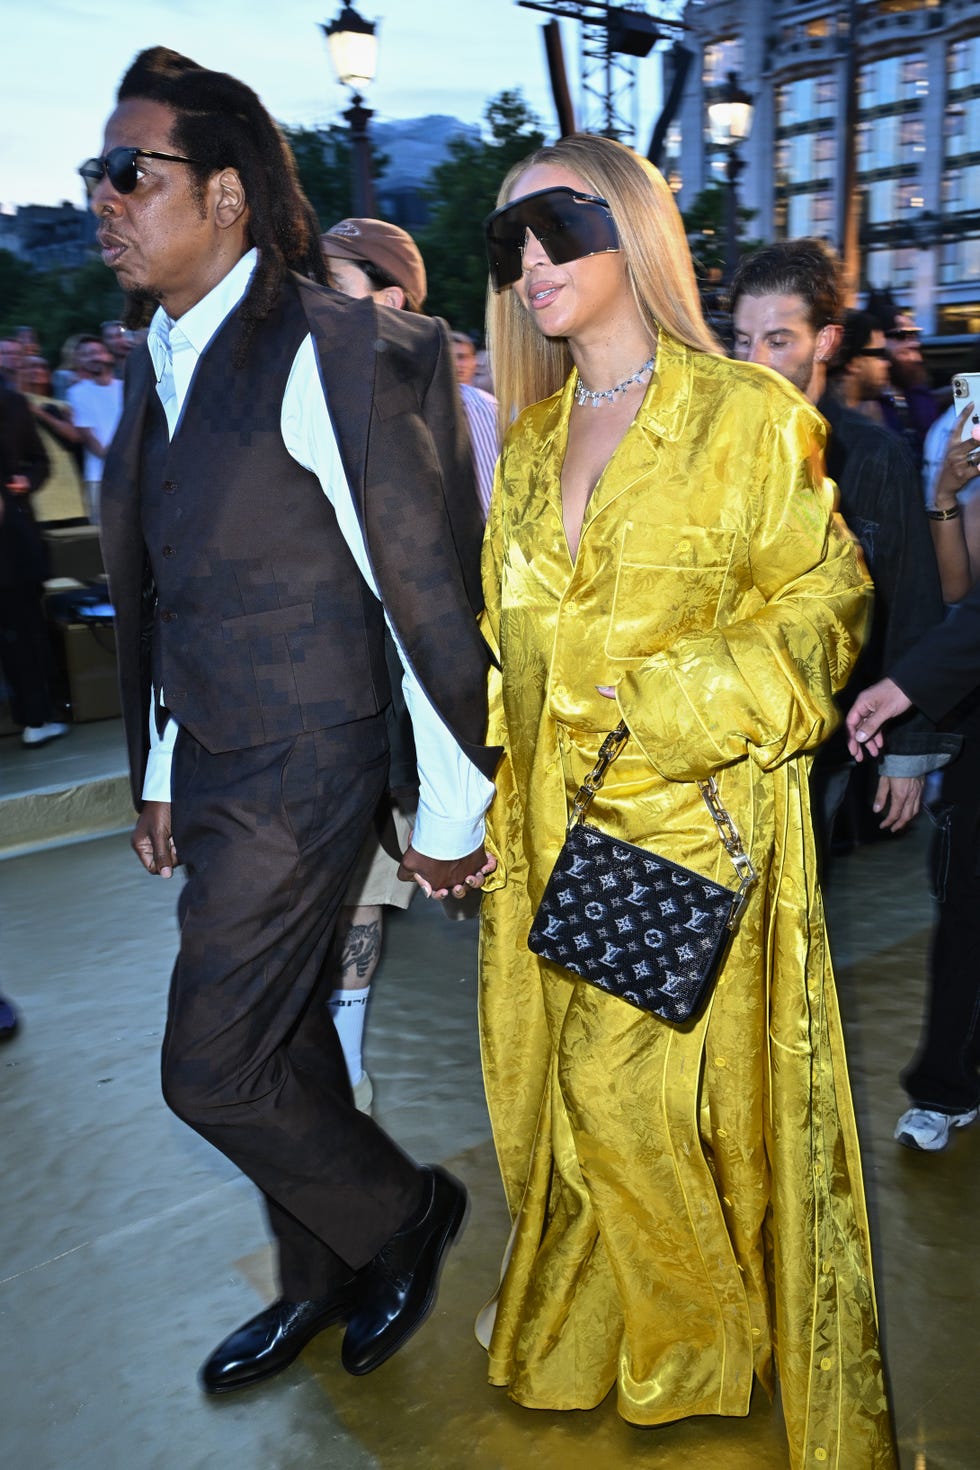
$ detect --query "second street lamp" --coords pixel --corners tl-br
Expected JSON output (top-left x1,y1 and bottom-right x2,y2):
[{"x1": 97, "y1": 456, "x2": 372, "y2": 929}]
[
  {"x1": 322, "y1": 3, "x2": 379, "y2": 217},
  {"x1": 707, "y1": 71, "x2": 754, "y2": 287}
]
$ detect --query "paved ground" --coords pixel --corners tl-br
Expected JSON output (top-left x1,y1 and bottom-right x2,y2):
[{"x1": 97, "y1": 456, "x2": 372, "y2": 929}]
[{"x1": 1, "y1": 723, "x2": 978, "y2": 1468}]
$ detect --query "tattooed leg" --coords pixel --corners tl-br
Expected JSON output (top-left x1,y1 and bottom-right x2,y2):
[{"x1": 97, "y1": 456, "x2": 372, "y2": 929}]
[{"x1": 327, "y1": 906, "x2": 382, "y2": 1087}]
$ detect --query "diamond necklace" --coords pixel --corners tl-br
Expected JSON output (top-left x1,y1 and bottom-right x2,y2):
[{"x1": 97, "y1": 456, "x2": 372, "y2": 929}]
[{"x1": 574, "y1": 355, "x2": 656, "y2": 409}]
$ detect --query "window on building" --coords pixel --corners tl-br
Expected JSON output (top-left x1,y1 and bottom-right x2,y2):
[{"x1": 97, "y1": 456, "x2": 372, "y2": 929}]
[
  {"x1": 893, "y1": 247, "x2": 916, "y2": 282},
  {"x1": 945, "y1": 106, "x2": 966, "y2": 143},
  {"x1": 703, "y1": 38, "x2": 742, "y2": 87},
  {"x1": 806, "y1": 16, "x2": 830, "y2": 38},
  {"x1": 899, "y1": 117, "x2": 925, "y2": 154},
  {"x1": 814, "y1": 133, "x2": 835, "y2": 165},
  {"x1": 947, "y1": 42, "x2": 966, "y2": 82},
  {"x1": 940, "y1": 240, "x2": 959, "y2": 286},
  {"x1": 812, "y1": 193, "x2": 834, "y2": 224},
  {"x1": 865, "y1": 250, "x2": 891, "y2": 290},
  {"x1": 894, "y1": 178, "x2": 921, "y2": 212},
  {"x1": 963, "y1": 237, "x2": 980, "y2": 284},
  {"x1": 942, "y1": 171, "x2": 961, "y2": 208},
  {"x1": 901, "y1": 57, "x2": 928, "y2": 97},
  {"x1": 875, "y1": 0, "x2": 940, "y2": 14},
  {"x1": 815, "y1": 75, "x2": 836, "y2": 106}
]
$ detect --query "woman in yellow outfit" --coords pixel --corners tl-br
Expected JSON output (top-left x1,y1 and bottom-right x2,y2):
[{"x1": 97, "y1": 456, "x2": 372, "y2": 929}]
[{"x1": 476, "y1": 134, "x2": 896, "y2": 1468}]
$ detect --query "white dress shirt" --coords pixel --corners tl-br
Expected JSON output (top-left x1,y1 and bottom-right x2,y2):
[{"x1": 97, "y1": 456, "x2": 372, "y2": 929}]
[{"x1": 142, "y1": 250, "x2": 493, "y2": 859}]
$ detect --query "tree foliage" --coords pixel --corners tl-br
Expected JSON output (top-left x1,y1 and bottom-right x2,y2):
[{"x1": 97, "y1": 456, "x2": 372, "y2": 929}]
[
  {"x1": 680, "y1": 183, "x2": 759, "y2": 280},
  {"x1": 0, "y1": 250, "x2": 125, "y2": 366},
  {"x1": 284, "y1": 124, "x2": 393, "y2": 229},
  {"x1": 416, "y1": 91, "x2": 546, "y2": 338},
  {"x1": 2, "y1": 94, "x2": 544, "y2": 364}
]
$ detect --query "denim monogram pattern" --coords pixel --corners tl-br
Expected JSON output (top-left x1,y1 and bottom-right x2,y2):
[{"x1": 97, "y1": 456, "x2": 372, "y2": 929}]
[{"x1": 529, "y1": 822, "x2": 738, "y2": 1022}]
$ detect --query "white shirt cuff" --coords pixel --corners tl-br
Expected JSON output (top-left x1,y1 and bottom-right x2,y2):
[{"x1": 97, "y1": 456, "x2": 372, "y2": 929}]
[
  {"x1": 412, "y1": 802, "x2": 488, "y2": 860},
  {"x1": 142, "y1": 691, "x2": 178, "y2": 802}
]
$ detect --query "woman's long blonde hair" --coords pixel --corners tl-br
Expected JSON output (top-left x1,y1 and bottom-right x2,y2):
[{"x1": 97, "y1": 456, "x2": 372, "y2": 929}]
[{"x1": 486, "y1": 134, "x2": 720, "y2": 431}]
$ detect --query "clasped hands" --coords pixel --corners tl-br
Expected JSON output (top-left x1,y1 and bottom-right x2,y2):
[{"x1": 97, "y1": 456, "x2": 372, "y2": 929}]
[
  {"x1": 397, "y1": 844, "x2": 496, "y2": 900},
  {"x1": 133, "y1": 799, "x2": 496, "y2": 898}
]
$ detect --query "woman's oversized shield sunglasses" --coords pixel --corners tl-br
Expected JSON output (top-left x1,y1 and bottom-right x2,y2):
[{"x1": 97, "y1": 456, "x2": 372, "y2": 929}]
[
  {"x1": 78, "y1": 147, "x2": 206, "y2": 198},
  {"x1": 483, "y1": 186, "x2": 620, "y2": 291}
]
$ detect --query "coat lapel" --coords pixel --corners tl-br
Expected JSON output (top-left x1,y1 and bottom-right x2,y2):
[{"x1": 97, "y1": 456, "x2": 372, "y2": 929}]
[{"x1": 294, "y1": 275, "x2": 375, "y2": 519}]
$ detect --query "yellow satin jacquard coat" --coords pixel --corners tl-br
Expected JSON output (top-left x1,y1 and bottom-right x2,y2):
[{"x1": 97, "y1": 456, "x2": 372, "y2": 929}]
[{"x1": 478, "y1": 331, "x2": 896, "y2": 1469}]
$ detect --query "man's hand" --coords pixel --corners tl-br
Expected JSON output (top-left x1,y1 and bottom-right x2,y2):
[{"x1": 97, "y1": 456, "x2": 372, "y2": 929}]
[
  {"x1": 845, "y1": 677, "x2": 913, "y2": 761},
  {"x1": 872, "y1": 774, "x2": 924, "y2": 832},
  {"x1": 132, "y1": 800, "x2": 178, "y2": 877},
  {"x1": 397, "y1": 844, "x2": 497, "y2": 900}
]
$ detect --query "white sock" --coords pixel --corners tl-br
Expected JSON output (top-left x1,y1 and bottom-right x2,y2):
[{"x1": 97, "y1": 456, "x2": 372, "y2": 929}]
[{"x1": 327, "y1": 986, "x2": 371, "y2": 1086}]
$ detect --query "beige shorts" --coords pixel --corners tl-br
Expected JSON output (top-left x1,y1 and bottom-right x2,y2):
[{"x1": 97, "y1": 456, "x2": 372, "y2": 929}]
[{"x1": 343, "y1": 802, "x2": 416, "y2": 910}]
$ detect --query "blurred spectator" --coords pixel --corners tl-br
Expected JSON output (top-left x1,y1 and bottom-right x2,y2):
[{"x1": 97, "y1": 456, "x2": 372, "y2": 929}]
[
  {"x1": 66, "y1": 337, "x2": 123, "y2": 524},
  {"x1": 51, "y1": 334, "x2": 86, "y2": 400},
  {"x1": 829, "y1": 310, "x2": 890, "y2": 420},
  {"x1": 15, "y1": 326, "x2": 40, "y2": 357},
  {"x1": 0, "y1": 338, "x2": 24, "y2": 389},
  {"x1": 22, "y1": 357, "x2": 86, "y2": 522},
  {"x1": 102, "y1": 319, "x2": 134, "y2": 378},
  {"x1": 867, "y1": 290, "x2": 939, "y2": 470},
  {"x1": 471, "y1": 347, "x2": 494, "y2": 396},
  {"x1": 0, "y1": 375, "x2": 67, "y2": 747},
  {"x1": 450, "y1": 331, "x2": 478, "y2": 386},
  {"x1": 449, "y1": 331, "x2": 498, "y2": 520}
]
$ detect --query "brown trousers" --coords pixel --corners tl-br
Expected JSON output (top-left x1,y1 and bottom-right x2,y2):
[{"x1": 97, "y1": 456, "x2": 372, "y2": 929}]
[{"x1": 163, "y1": 715, "x2": 422, "y2": 1299}]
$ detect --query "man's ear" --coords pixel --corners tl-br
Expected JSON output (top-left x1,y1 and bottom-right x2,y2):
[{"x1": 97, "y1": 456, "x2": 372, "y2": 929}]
[
  {"x1": 213, "y1": 168, "x2": 248, "y2": 230},
  {"x1": 815, "y1": 322, "x2": 842, "y2": 364},
  {"x1": 377, "y1": 285, "x2": 406, "y2": 311}
]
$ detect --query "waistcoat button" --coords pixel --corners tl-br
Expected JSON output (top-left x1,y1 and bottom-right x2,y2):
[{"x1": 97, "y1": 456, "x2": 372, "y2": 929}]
[
  {"x1": 163, "y1": 545, "x2": 176, "y2": 558},
  {"x1": 163, "y1": 480, "x2": 177, "y2": 493}
]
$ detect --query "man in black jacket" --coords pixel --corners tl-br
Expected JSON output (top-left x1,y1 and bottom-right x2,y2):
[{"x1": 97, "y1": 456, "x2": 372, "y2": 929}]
[
  {"x1": 731, "y1": 239, "x2": 952, "y2": 846},
  {"x1": 88, "y1": 47, "x2": 498, "y2": 1394},
  {"x1": 848, "y1": 561, "x2": 980, "y2": 1153}
]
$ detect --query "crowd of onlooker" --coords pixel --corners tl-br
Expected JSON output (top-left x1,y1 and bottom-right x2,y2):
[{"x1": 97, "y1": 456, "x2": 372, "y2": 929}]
[{"x1": 0, "y1": 321, "x2": 137, "y2": 525}]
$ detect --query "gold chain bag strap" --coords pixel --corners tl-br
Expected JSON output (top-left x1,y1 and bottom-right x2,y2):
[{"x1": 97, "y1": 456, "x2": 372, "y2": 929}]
[{"x1": 528, "y1": 720, "x2": 758, "y2": 1022}]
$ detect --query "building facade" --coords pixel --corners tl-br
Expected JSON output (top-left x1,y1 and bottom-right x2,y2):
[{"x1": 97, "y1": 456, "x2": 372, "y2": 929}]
[
  {"x1": 0, "y1": 202, "x2": 95, "y2": 273},
  {"x1": 673, "y1": 0, "x2": 980, "y2": 335}
]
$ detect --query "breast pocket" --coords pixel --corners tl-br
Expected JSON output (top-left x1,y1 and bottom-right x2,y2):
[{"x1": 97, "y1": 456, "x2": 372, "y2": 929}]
[{"x1": 604, "y1": 523, "x2": 735, "y2": 662}]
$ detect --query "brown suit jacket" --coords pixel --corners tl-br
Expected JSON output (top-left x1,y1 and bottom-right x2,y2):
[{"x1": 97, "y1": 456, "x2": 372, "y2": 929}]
[{"x1": 101, "y1": 272, "x2": 500, "y2": 806}]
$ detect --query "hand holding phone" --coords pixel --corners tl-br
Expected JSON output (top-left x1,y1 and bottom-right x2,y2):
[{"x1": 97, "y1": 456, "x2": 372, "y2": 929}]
[{"x1": 952, "y1": 374, "x2": 980, "y2": 441}]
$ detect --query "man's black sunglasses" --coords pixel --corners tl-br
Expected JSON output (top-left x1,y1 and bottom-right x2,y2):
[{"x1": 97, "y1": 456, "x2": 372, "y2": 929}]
[
  {"x1": 859, "y1": 347, "x2": 890, "y2": 359},
  {"x1": 886, "y1": 328, "x2": 920, "y2": 342},
  {"x1": 78, "y1": 147, "x2": 206, "y2": 198}
]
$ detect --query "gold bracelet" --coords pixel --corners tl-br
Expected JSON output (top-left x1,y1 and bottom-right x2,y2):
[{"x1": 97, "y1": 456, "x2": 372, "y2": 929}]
[{"x1": 926, "y1": 504, "x2": 961, "y2": 520}]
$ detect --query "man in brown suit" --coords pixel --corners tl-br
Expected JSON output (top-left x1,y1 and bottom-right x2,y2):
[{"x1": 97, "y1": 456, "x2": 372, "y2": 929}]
[{"x1": 86, "y1": 47, "x2": 498, "y2": 1393}]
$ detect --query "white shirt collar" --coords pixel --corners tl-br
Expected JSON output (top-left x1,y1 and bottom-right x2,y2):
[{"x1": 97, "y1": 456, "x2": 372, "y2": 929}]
[{"x1": 146, "y1": 248, "x2": 259, "y2": 382}]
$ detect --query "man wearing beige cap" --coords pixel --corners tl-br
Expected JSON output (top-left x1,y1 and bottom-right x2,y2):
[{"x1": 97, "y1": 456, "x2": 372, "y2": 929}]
[{"x1": 320, "y1": 217, "x2": 427, "y2": 314}]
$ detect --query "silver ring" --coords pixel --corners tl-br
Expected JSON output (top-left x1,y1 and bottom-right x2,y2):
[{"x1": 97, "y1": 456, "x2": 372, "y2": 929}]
[{"x1": 967, "y1": 446, "x2": 980, "y2": 468}]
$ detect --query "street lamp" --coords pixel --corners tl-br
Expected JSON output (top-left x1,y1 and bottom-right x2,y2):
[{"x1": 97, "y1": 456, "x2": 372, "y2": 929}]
[
  {"x1": 707, "y1": 71, "x2": 754, "y2": 286},
  {"x1": 322, "y1": 3, "x2": 379, "y2": 216}
]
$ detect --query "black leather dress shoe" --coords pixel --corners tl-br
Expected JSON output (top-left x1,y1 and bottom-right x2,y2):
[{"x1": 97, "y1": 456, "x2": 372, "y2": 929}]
[
  {"x1": 341, "y1": 1165, "x2": 467, "y2": 1376},
  {"x1": 200, "y1": 1286, "x2": 356, "y2": 1394}
]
